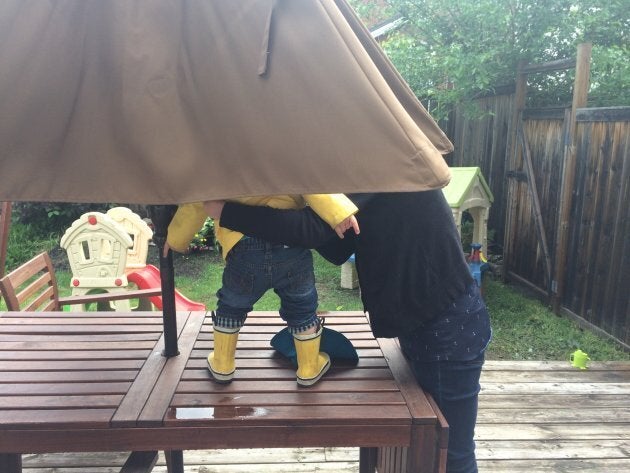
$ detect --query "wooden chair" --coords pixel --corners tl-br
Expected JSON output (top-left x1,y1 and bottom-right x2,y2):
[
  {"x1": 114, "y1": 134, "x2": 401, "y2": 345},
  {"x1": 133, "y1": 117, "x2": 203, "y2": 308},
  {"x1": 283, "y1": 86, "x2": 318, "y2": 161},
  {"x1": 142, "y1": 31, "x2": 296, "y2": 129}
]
[
  {"x1": 0, "y1": 251, "x2": 162, "y2": 473},
  {"x1": 0, "y1": 251, "x2": 162, "y2": 312}
]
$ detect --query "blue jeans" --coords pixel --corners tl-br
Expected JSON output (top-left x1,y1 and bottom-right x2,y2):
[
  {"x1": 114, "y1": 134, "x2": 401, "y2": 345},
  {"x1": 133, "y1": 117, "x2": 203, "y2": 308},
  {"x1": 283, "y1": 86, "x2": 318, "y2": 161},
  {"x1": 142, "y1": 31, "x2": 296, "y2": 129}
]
[
  {"x1": 398, "y1": 285, "x2": 490, "y2": 473},
  {"x1": 406, "y1": 352, "x2": 484, "y2": 473},
  {"x1": 215, "y1": 237, "x2": 319, "y2": 333}
]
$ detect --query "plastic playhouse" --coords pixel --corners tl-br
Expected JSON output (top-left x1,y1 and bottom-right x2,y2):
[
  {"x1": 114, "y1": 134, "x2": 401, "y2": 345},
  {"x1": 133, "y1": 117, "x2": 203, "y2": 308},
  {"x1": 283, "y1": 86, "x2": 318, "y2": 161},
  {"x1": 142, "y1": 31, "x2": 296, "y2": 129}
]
[
  {"x1": 60, "y1": 208, "x2": 205, "y2": 312},
  {"x1": 106, "y1": 207, "x2": 154, "y2": 272},
  {"x1": 442, "y1": 167, "x2": 494, "y2": 289},
  {"x1": 441, "y1": 167, "x2": 494, "y2": 255}
]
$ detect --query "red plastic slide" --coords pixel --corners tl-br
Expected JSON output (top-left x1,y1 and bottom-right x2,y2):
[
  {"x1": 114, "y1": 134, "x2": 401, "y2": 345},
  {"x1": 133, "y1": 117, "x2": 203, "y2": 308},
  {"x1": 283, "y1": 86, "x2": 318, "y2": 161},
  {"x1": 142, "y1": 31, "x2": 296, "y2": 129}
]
[{"x1": 127, "y1": 264, "x2": 206, "y2": 311}]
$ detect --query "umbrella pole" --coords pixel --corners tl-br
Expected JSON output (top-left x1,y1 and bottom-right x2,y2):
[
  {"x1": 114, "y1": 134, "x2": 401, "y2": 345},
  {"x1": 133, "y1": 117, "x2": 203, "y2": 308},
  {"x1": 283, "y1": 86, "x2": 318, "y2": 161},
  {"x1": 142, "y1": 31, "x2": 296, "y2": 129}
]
[{"x1": 148, "y1": 205, "x2": 180, "y2": 357}]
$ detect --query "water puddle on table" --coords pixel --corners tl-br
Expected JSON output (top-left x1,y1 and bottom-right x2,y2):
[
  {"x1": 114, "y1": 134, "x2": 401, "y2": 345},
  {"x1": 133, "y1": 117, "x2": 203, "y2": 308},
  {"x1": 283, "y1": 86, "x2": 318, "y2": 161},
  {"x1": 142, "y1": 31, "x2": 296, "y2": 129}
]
[{"x1": 171, "y1": 406, "x2": 269, "y2": 420}]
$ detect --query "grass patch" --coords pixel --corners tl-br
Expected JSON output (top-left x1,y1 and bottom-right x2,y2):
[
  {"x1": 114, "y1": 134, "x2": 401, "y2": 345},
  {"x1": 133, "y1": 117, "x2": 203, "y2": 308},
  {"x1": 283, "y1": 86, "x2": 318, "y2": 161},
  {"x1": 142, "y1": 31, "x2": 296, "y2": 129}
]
[{"x1": 483, "y1": 278, "x2": 629, "y2": 362}]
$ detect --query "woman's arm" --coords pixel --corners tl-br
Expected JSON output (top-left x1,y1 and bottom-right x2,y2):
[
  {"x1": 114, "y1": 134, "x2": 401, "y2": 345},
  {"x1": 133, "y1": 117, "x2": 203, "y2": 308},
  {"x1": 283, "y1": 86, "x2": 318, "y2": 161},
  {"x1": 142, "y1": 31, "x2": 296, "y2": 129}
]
[
  {"x1": 219, "y1": 201, "x2": 337, "y2": 248},
  {"x1": 213, "y1": 193, "x2": 375, "y2": 263},
  {"x1": 217, "y1": 201, "x2": 357, "y2": 264}
]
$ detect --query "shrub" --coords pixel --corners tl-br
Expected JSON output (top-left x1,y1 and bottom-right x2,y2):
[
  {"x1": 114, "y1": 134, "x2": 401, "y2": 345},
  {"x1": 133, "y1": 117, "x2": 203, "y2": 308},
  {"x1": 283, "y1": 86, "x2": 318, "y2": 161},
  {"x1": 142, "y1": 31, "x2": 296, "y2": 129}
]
[
  {"x1": 12, "y1": 202, "x2": 117, "y2": 238},
  {"x1": 189, "y1": 218, "x2": 218, "y2": 253},
  {"x1": 5, "y1": 222, "x2": 59, "y2": 271}
]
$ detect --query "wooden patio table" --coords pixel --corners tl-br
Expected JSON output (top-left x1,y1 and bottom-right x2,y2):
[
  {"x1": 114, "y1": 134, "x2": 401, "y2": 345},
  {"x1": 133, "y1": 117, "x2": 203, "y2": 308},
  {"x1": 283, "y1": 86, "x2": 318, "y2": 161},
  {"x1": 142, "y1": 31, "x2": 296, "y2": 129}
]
[{"x1": 0, "y1": 310, "x2": 447, "y2": 473}]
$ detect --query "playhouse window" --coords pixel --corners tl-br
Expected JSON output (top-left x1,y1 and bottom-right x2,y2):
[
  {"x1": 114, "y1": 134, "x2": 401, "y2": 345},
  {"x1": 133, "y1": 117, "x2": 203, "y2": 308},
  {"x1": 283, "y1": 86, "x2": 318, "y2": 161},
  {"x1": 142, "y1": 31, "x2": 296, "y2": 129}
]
[
  {"x1": 100, "y1": 239, "x2": 113, "y2": 262},
  {"x1": 81, "y1": 240, "x2": 91, "y2": 261},
  {"x1": 128, "y1": 233, "x2": 137, "y2": 254}
]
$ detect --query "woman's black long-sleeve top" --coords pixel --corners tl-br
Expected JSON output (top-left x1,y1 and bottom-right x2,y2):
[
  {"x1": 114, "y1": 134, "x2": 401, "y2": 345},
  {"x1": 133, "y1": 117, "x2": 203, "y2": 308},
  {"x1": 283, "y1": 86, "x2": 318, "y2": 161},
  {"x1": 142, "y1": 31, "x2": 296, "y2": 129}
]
[{"x1": 219, "y1": 190, "x2": 474, "y2": 338}]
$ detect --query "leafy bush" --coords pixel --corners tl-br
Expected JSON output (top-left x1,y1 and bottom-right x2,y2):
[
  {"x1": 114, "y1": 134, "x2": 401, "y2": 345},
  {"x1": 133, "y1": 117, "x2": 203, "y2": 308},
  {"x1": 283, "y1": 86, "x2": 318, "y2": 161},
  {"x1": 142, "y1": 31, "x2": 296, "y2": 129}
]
[
  {"x1": 350, "y1": 0, "x2": 629, "y2": 118},
  {"x1": 12, "y1": 202, "x2": 117, "y2": 238},
  {"x1": 189, "y1": 218, "x2": 218, "y2": 253},
  {"x1": 4, "y1": 222, "x2": 59, "y2": 271}
]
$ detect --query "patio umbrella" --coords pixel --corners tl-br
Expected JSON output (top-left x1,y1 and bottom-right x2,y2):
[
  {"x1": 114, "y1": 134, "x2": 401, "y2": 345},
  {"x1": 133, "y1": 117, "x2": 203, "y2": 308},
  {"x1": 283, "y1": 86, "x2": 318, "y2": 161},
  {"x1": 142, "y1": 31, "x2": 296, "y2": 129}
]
[{"x1": 0, "y1": 0, "x2": 454, "y2": 354}]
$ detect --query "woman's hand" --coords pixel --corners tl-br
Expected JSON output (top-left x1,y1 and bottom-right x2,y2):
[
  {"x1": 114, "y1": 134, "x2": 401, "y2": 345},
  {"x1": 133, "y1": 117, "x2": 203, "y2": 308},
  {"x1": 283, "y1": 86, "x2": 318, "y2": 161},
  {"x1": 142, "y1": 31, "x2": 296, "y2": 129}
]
[{"x1": 334, "y1": 215, "x2": 360, "y2": 239}]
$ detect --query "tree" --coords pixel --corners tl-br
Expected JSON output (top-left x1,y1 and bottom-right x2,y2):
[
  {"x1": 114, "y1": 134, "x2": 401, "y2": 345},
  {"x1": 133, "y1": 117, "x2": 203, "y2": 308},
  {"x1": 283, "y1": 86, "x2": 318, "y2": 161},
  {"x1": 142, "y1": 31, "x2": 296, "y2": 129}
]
[{"x1": 349, "y1": 0, "x2": 629, "y2": 117}]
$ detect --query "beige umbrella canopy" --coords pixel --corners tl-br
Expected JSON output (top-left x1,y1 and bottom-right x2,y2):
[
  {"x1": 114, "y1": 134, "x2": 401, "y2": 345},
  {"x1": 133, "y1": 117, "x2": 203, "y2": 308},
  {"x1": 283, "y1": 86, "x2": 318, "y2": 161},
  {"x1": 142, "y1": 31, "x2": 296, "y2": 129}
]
[{"x1": 0, "y1": 0, "x2": 452, "y2": 204}]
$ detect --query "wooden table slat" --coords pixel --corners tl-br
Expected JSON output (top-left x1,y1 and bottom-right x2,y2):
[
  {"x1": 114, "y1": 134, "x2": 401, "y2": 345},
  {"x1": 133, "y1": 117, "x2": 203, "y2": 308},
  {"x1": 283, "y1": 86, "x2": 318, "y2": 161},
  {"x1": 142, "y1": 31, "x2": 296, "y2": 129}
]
[
  {"x1": 1, "y1": 408, "x2": 116, "y2": 429},
  {"x1": 137, "y1": 313, "x2": 206, "y2": 426},
  {"x1": 190, "y1": 347, "x2": 384, "y2": 359},
  {"x1": 0, "y1": 340, "x2": 158, "y2": 350},
  {"x1": 0, "y1": 394, "x2": 124, "y2": 409},
  {"x1": 0, "y1": 325, "x2": 169, "y2": 334},
  {"x1": 163, "y1": 404, "x2": 413, "y2": 426},
  {"x1": 213, "y1": 325, "x2": 376, "y2": 335},
  {"x1": 0, "y1": 316, "x2": 170, "y2": 325},
  {"x1": 171, "y1": 391, "x2": 407, "y2": 406},
  {"x1": 0, "y1": 349, "x2": 153, "y2": 360},
  {"x1": 0, "y1": 359, "x2": 146, "y2": 371},
  {"x1": 0, "y1": 382, "x2": 132, "y2": 395},
  {"x1": 186, "y1": 354, "x2": 388, "y2": 368},
  {"x1": 181, "y1": 367, "x2": 394, "y2": 381},
  {"x1": 0, "y1": 370, "x2": 138, "y2": 383},
  {"x1": 194, "y1": 337, "x2": 380, "y2": 349},
  {"x1": 176, "y1": 379, "x2": 402, "y2": 393}
]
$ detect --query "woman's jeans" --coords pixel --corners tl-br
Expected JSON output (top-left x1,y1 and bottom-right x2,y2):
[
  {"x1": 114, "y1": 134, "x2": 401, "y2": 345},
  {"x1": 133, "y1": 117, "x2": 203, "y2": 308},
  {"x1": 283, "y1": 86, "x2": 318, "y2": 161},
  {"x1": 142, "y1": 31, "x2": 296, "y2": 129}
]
[
  {"x1": 398, "y1": 284, "x2": 490, "y2": 473},
  {"x1": 215, "y1": 237, "x2": 319, "y2": 333},
  {"x1": 406, "y1": 353, "x2": 484, "y2": 473}
]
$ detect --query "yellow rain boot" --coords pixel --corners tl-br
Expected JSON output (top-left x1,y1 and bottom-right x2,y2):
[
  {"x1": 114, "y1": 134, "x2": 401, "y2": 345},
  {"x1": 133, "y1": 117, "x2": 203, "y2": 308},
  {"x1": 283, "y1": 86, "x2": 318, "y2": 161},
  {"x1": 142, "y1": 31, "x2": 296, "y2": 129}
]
[
  {"x1": 207, "y1": 326, "x2": 239, "y2": 383},
  {"x1": 293, "y1": 325, "x2": 331, "y2": 387}
]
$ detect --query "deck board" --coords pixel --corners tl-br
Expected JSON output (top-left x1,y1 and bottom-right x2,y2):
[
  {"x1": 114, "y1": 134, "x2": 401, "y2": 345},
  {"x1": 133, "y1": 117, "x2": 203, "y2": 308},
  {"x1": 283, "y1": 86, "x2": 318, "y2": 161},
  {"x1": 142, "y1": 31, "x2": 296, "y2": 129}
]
[{"x1": 15, "y1": 348, "x2": 630, "y2": 472}]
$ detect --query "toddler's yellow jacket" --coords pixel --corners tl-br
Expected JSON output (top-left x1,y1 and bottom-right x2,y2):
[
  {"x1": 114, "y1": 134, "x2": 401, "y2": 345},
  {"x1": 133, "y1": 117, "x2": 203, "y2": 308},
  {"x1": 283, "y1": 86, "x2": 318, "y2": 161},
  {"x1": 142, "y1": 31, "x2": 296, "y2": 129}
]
[{"x1": 167, "y1": 194, "x2": 358, "y2": 259}]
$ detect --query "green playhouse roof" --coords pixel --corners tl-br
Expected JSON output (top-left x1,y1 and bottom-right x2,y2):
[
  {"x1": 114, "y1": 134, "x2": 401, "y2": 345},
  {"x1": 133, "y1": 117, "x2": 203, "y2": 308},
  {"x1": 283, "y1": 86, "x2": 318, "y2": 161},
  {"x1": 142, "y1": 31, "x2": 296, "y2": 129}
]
[{"x1": 442, "y1": 167, "x2": 494, "y2": 208}]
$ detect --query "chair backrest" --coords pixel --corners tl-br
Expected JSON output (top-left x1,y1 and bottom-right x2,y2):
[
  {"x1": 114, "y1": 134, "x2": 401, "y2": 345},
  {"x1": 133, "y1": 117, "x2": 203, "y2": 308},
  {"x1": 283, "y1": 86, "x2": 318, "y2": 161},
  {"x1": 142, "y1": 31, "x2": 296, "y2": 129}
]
[{"x1": 0, "y1": 252, "x2": 61, "y2": 311}]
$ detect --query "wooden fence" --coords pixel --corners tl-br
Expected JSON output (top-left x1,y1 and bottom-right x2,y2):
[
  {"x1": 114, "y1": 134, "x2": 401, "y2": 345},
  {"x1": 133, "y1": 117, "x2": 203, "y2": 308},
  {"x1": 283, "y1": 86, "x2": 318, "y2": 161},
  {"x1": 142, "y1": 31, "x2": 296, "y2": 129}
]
[
  {"x1": 444, "y1": 93, "x2": 513, "y2": 245},
  {"x1": 446, "y1": 100, "x2": 630, "y2": 347}
]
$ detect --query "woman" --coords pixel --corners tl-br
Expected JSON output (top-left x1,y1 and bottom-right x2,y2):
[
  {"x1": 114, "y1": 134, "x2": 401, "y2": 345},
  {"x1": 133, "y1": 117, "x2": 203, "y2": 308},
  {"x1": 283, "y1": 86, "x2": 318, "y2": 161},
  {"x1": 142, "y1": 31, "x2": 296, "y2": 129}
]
[{"x1": 204, "y1": 189, "x2": 491, "y2": 473}]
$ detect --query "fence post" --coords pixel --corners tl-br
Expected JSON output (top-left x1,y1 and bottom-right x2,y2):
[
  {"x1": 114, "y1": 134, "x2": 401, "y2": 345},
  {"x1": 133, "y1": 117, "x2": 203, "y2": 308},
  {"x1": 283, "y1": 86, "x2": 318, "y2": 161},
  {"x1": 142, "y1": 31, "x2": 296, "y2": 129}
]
[
  {"x1": 502, "y1": 61, "x2": 528, "y2": 282},
  {"x1": 552, "y1": 43, "x2": 592, "y2": 312}
]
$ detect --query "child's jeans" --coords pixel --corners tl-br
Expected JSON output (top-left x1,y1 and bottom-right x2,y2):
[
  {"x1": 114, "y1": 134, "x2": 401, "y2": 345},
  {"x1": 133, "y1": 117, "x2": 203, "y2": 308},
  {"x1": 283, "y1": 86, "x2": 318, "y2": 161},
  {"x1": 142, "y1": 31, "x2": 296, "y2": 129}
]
[{"x1": 215, "y1": 237, "x2": 319, "y2": 333}]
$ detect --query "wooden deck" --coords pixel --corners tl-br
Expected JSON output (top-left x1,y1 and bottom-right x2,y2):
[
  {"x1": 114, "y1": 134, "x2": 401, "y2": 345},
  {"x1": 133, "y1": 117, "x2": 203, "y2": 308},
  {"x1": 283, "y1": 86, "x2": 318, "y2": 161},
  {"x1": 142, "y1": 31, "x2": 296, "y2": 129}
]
[{"x1": 17, "y1": 359, "x2": 630, "y2": 472}]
